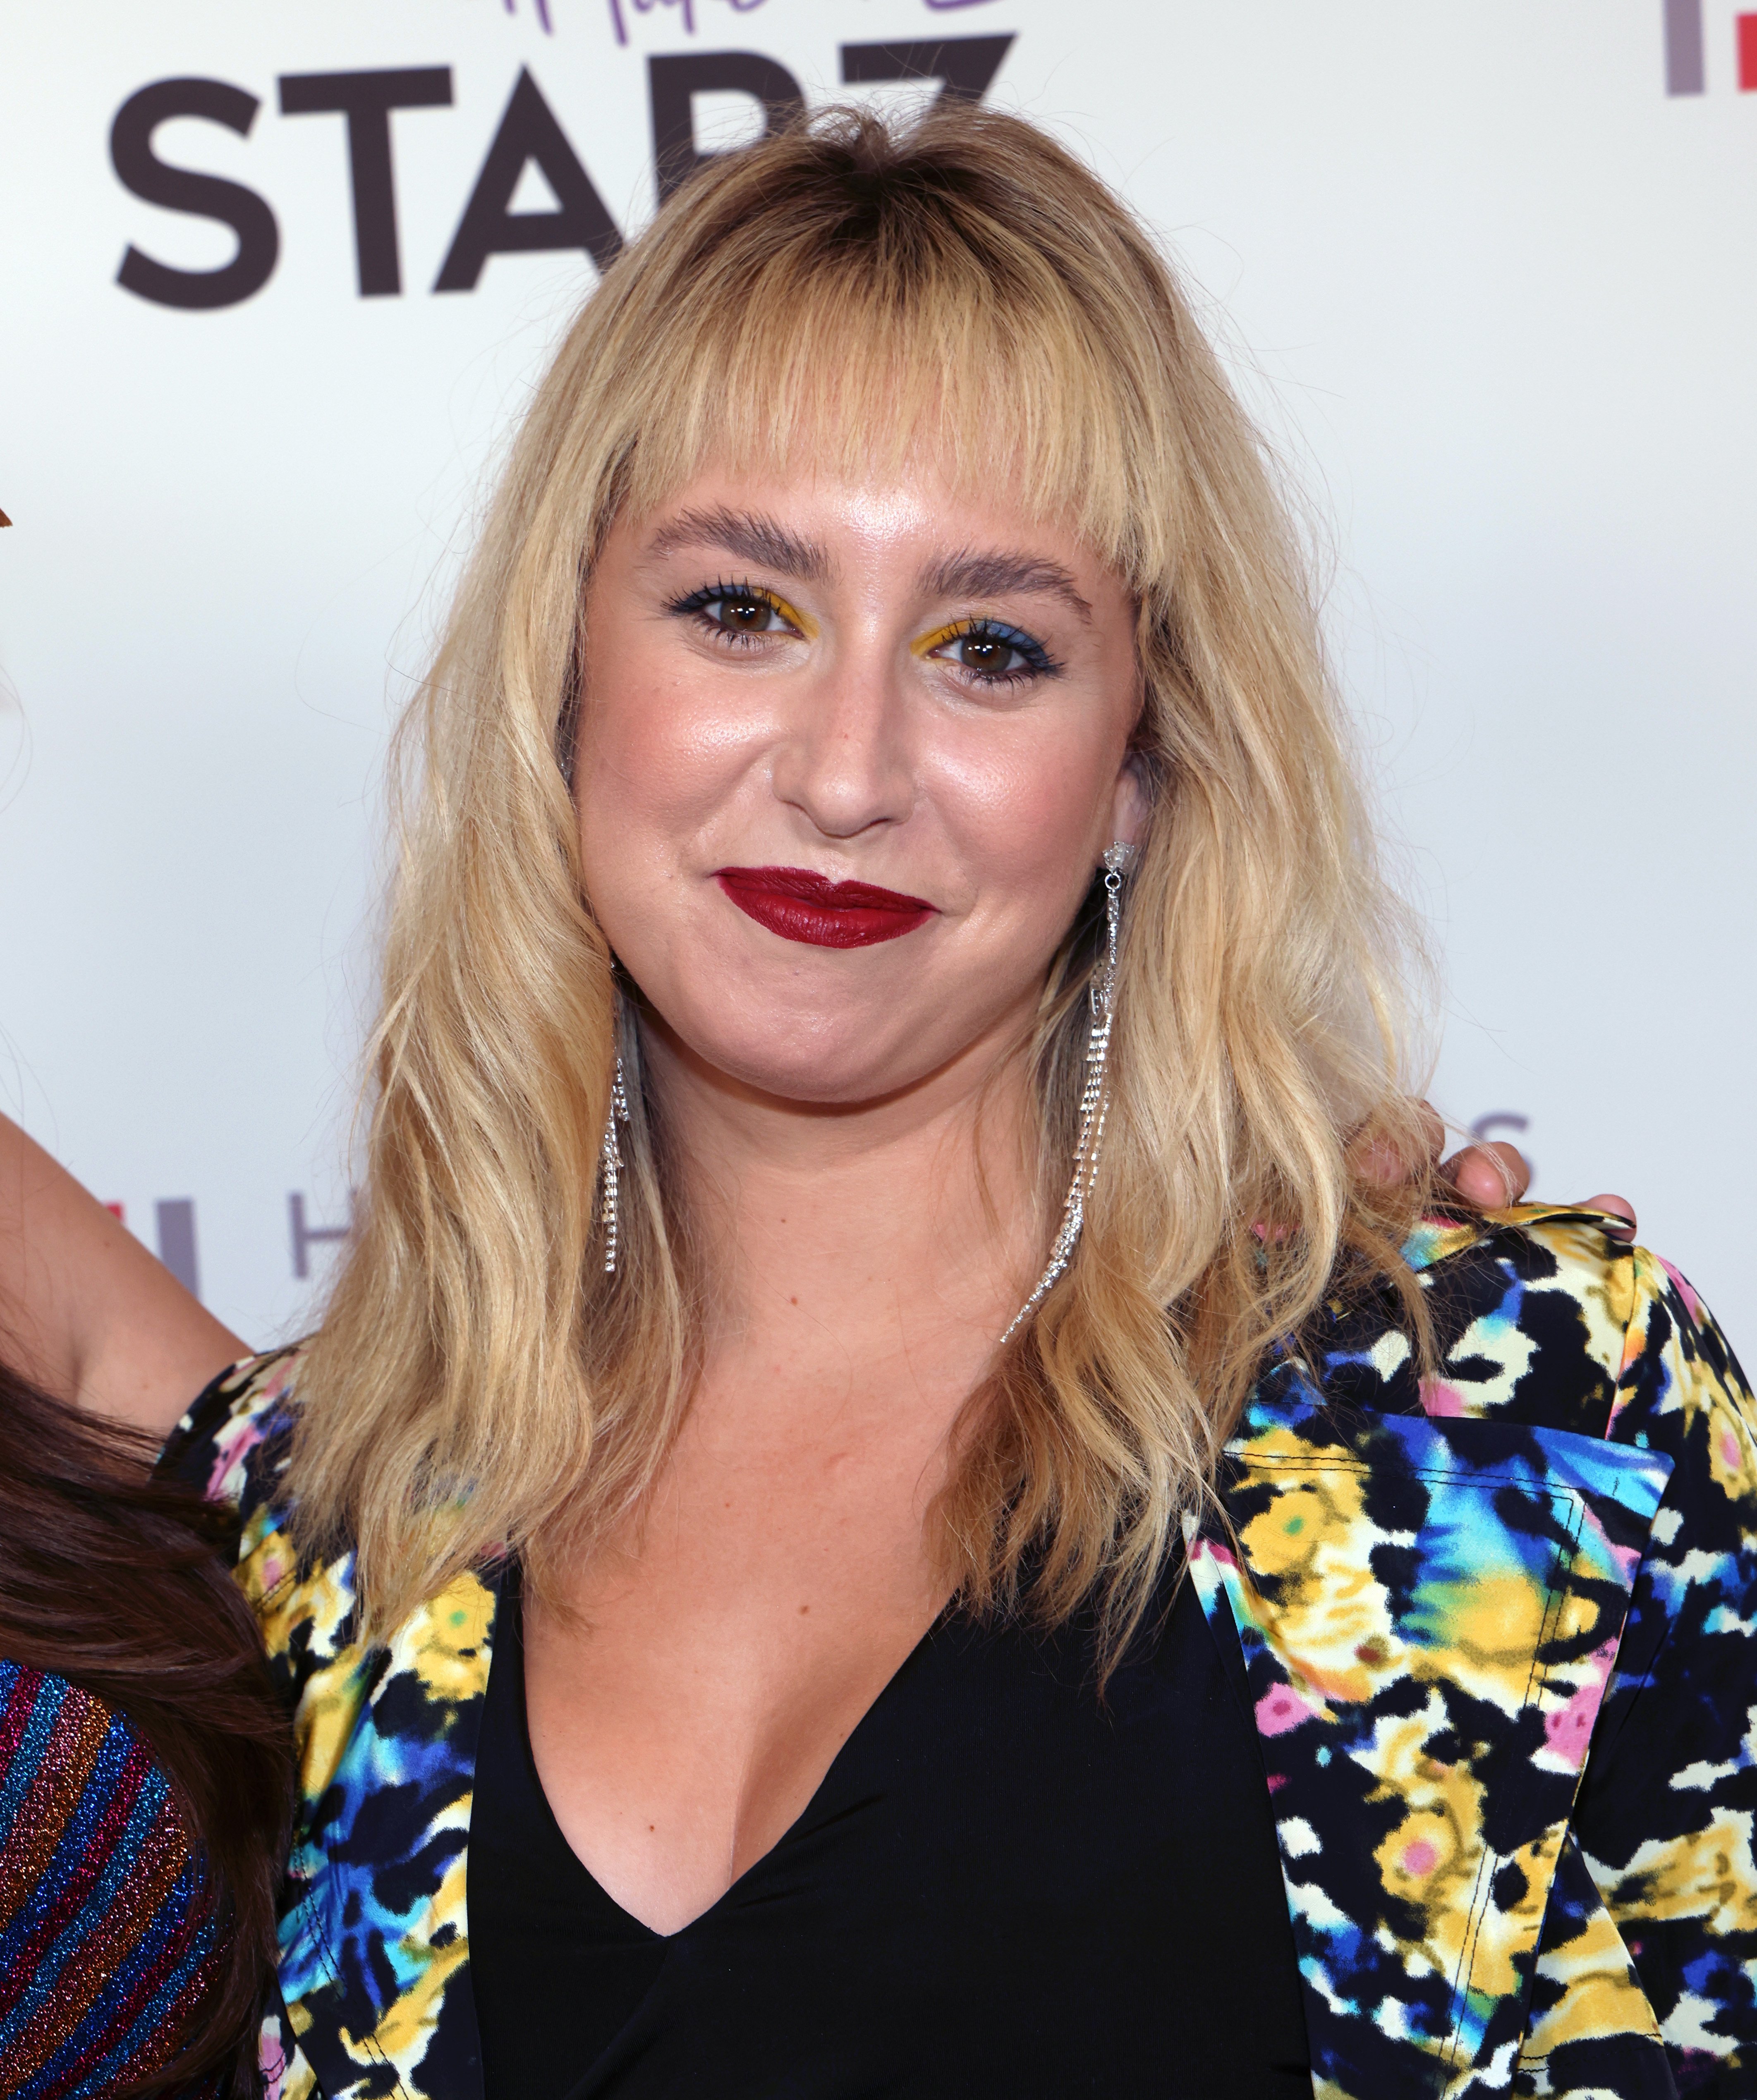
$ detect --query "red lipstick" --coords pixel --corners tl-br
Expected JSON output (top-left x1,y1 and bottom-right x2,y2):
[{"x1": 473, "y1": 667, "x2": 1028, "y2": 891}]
[{"x1": 716, "y1": 866, "x2": 936, "y2": 948}]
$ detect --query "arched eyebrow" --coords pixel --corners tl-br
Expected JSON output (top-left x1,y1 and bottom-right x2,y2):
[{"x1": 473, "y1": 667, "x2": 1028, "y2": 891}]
[
  {"x1": 645, "y1": 506, "x2": 834, "y2": 584},
  {"x1": 642, "y1": 511, "x2": 1093, "y2": 623},
  {"x1": 919, "y1": 549, "x2": 1093, "y2": 624}
]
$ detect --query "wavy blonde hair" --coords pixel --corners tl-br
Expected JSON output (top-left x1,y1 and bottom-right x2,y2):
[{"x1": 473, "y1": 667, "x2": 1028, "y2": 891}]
[{"x1": 291, "y1": 101, "x2": 1434, "y2": 1653}]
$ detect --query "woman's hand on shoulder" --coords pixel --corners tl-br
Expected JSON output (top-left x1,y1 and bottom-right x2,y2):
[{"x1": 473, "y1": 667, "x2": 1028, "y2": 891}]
[
  {"x1": 0, "y1": 1112, "x2": 246, "y2": 1442},
  {"x1": 1357, "y1": 1100, "x2": 1637, "y2": 1237}
]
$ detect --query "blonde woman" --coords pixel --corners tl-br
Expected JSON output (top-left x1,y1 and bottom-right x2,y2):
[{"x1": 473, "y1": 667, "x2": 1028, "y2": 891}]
[{"x1": 17, "y1": 101, "x2": 1753, "y2": 2098}]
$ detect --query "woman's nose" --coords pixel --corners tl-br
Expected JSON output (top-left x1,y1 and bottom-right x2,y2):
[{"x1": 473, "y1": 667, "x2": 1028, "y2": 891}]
[{"x1": 768, "y1": 653, "x2": 915, "y2": 840}]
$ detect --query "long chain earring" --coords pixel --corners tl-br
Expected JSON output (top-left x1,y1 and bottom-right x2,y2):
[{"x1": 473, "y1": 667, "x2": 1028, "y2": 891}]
[
  {"x1": 599, "y1": 1056, "x2": 632, "y2": 1274},
  {"x1": 1002, "y1": 840, "x2": 1133, "y2": 1345}
]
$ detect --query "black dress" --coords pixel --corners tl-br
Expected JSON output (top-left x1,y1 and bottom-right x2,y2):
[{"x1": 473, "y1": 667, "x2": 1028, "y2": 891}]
[{"x1": 469, "y1": 1565, "x2": 1309, "y2": 2098}]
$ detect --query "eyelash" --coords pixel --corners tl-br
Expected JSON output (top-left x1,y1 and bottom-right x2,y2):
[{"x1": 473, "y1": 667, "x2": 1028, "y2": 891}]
[
  {"x1": 668, "y1": 579, "x2": 797, "y2": 648},
  {"x1": 923, "y1": 618, "x2": 1063, "y2": 688},
  {"x1": 665, "y1": 582, "x2": 1063, "y2": 688}
]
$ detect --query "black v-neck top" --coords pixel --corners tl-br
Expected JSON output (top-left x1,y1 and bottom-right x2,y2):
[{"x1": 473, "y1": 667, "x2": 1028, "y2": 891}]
[{"x1": 468, "y1": 1565, "x2": 1308, "y2": 2098}]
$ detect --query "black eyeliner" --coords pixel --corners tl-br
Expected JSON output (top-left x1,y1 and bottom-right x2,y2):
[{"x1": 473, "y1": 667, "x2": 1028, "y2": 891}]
[
  {"x1": 942, "y1": 617, "x2": 1065, "y2": 681},
  {"x1": 665, "y1": 576, "x2": 772, "y2": 616}
]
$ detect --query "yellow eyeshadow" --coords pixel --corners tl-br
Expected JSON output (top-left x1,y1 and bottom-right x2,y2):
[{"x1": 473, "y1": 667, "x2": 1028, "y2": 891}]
[
  {"x1": 911, "y1": 620, "x2": 971, "y2": 659},
  {"x1": 761, "y1": 588, "x2": 817, "y2": 640}
]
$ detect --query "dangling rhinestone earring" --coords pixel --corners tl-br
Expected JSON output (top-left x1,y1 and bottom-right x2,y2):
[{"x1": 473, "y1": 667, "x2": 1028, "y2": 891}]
[
  {"x1": 599, "y1": 1056, "x2": 632, "y2": 1274},
  {"x1": 1002, "y1": 840, "x2": 1133, "y2": 1345}
]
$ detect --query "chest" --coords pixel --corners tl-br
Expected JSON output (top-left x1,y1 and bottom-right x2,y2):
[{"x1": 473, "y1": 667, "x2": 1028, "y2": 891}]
[
  {"x1": 472, "y1": 1569, "x2": 1312, "y2": 2100},
  {"x1": 521, "y1": 1388, "x2": 956, "y2": 1932}
]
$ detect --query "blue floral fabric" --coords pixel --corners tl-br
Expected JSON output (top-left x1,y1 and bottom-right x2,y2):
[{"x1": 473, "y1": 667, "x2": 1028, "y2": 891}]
[{"x1": 166, "y1": 1205, "x2": 1757, "y2": 2098}]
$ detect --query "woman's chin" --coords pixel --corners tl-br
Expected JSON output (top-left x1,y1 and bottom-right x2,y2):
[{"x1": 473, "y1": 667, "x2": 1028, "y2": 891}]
[{"x1": 654, "y1": 1010, "x2": 979, "y2": 1113}]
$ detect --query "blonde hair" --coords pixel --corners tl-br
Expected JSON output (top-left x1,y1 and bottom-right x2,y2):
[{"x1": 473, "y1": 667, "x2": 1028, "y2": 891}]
[{"x1": 292, "y1": 102, "x2": 1434, "y2": 1654}]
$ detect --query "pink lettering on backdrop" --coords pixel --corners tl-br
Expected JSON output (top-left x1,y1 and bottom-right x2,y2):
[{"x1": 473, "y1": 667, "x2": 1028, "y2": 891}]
[
  {"x1": 606, "y1": 0, "x2": 771, "y2": 49},
  {"x1": 604, "y1": 0, "x2": 998, "y2": 46},
  {"x1": 501, "y1": 0, "x2": 1001, "y2": 46}
]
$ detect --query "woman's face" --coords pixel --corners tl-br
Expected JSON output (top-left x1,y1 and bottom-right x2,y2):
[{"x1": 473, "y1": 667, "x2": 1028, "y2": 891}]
[{"x1": 575, "y1": 462, "x2": 1146, "y2": 1107}]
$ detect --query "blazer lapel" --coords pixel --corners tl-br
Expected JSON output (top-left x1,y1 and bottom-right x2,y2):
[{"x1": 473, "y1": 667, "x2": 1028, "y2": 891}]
[
  {"x1": 1189, "y1": 1372, "x2": 1672, "y2": 2099},
  {"x1": 244, "y1": 1509, "x2": 498, "y2": 2100}
]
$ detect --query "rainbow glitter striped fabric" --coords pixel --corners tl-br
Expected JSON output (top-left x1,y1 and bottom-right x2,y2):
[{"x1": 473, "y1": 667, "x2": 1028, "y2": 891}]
[{"x1": 0, "y1": 1658, "x2": 224, "y2": 2099}]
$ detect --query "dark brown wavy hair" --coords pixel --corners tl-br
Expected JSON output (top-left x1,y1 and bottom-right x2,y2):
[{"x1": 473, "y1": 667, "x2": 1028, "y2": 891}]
[{"x1": 0, "y1": 1359, "x2": 291, "y2": 2097}]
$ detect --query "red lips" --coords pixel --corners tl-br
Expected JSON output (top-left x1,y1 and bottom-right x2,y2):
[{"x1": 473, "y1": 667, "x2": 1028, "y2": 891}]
[{"x1": 716, "y1": 866, "x2": 937, "y2": 948}]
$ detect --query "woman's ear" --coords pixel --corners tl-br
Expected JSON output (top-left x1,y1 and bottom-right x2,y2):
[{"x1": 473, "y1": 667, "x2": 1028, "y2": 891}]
[{"x1": 1108, "y1": 746, "x2": 1152, "y2": 849}]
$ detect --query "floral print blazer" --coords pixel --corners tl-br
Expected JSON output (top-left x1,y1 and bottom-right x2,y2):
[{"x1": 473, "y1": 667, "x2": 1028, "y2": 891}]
[{"x1": 164, "y1": 1206, "x2": 1757, "y2": 2099}]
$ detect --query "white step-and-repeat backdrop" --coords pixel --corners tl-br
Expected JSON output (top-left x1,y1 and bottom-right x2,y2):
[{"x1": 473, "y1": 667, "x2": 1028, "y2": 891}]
[{"x1": 2, "y1": 0, "x2": 1752, "y2": 1351}]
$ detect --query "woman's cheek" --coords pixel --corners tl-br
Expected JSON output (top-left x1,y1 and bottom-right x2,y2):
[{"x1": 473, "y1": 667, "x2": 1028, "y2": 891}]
[
  {"x1": 926, "y1": 729, "x2": 1113, "y2": 906},
  {"x1": 584, "y1": 670, "x2": 775, "y2": 849}
]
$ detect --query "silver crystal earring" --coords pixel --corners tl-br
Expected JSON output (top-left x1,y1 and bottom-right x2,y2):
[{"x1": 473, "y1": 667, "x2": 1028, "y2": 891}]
[
  {"x1": 600, "y1": 1056, "x2": 632, "y2": 1274},
  {"x1": 1002, "y1": 840, "x2": 1133, "y2": 1344}
]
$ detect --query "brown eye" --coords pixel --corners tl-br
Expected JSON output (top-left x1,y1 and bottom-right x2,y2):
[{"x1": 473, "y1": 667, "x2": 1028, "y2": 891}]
[
  {"x1": 713, "y1": 592, "x2": 778, "y2": 634},
  {"x1": 928, "y1": 621, "x2": 1048, "y2": 681},
  {"x1": 952, "y1": 632, "x2": 1022, "y2": 674},
  {"x1": 673, "y1": 581, "x2": 804, "y2": 648}
]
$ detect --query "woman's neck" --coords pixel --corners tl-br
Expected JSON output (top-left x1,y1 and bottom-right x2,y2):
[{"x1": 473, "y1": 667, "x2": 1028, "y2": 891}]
[{"x1": 637, "y1": 1013, "x2": 1041, "y2": 1383}]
